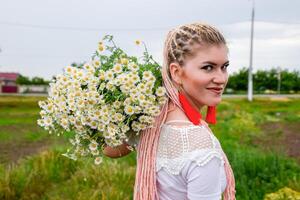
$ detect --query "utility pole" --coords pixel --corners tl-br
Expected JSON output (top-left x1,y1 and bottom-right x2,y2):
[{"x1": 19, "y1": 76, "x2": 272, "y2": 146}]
[
  {"x1": 277, "y1": 66, "x2": 281, "y2": 94},
  {"x1": 248, "y1": 0, "x2": 255, "y2": 101}
]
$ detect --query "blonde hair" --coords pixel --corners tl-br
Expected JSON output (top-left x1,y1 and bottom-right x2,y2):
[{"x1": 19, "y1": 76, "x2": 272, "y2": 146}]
[
  {"x1": 134, "y1": 22, "x2": 236, "y2": 200},
  {"x1": 165, "y1": 22, "x2": 227, "y2": 67}
]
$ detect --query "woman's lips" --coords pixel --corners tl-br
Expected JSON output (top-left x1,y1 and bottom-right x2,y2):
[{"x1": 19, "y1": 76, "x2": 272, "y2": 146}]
[{"x1": 207, "y1": 88, "x2": 222, "y2": 95}]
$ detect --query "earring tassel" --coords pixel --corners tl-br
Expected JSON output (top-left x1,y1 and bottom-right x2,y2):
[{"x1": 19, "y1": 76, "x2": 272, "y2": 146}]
[
  {"x1": 205, "y1": 106, "x2": 217, "y2": 124},
  {"x1": 178, "y1": 92, "x2": 202, "y2": 125}
]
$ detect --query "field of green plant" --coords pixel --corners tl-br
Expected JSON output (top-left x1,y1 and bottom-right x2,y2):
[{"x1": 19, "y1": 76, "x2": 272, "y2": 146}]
[{"x1": 0, "y1": 96, "x2": 299, "y2": 200}]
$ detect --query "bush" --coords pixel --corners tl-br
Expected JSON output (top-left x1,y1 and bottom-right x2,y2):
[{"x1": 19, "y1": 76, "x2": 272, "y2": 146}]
[{"x1": 264, "y1": 187, "x2": 300, "y2": 200}]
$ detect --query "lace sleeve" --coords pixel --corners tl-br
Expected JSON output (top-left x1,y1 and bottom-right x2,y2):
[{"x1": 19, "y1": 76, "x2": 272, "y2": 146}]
[
  {"x1": 199, "y1": 120, "x2": 223, "y2": 150},
  {"x1": 156, "y1": 120, "x2": 225, "y2": 175}
]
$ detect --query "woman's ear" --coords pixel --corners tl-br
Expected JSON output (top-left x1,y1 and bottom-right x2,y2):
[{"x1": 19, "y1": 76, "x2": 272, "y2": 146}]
[{"x1": 169, "y1": 62, "x2": 183, "y2": 85}]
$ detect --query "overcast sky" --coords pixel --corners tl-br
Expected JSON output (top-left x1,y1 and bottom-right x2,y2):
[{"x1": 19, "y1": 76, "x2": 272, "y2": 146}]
[{"x1": 0, "y1": 0, "x2": 300, "y2": 79}]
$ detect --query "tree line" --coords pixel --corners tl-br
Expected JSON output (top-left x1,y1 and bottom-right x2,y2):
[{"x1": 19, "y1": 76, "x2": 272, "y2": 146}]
[
  {"x1": 16, "y1": 66, "x2": 300, "y2": 94},
  {"x1": 226, "y1": 67, "x2": 300, "y2": 94},
  {"x1": 16, "y1": 75, "x2": 50, "y2": 85}
]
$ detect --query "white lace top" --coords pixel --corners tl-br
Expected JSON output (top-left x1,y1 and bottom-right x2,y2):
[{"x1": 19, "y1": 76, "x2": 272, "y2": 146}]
[
  {"x1": 156, "y1": 120, "x2": 225, "y2": 175},
  {"x1": 126, "y1": 119, "x2": 225, "y2": 175}
]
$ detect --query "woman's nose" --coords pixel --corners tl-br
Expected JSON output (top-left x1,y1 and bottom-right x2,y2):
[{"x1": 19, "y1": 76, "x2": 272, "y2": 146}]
[{"x1": 213, "y1": 69, "x2": 227, "y2": 84}]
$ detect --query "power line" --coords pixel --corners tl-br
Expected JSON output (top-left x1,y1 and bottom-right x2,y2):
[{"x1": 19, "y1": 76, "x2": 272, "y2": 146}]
[
  {"x1": 0, "y1": 21, "x2": 171, "y2": 31},
  {"x1": 1, "y1": 20, "x2": 300, "y2": 32},
  {"x1": 0, "y1": 54, "x2": 89, "y2": 59},
  {"x1": 251, "y1": 19, "x2": 300, "y2": 25},
  {"x1": 0, "y1": 54, "x2": 86, "y2": 57}
]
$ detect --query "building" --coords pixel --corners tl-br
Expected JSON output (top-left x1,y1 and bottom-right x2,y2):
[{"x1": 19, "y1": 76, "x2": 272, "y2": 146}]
[{"x1": 0, "y1": 72, "x2": 20, "y2": 93}]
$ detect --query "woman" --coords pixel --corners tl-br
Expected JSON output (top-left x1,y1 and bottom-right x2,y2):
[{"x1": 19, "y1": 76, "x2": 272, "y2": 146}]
[{"x1": 104, "y1": 22, "x2": 236, "y2": 200}]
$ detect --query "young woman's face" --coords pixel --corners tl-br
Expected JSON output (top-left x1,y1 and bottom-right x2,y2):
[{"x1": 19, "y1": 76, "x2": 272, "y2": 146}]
[{"x1": 171, "y1": 44, "x2": 229, "y2": 109}]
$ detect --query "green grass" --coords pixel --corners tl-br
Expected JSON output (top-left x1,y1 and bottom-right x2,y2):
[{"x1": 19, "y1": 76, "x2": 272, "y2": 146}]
[
  {"x1": 0, "y1": 96, "x2": 299, "y2": 200},
  {"x1": 224, "y1": 143, "x2": 300, "y2": 200},
  {"x1": 0, "y1": 147, "x2": 137, "y2": 200}
]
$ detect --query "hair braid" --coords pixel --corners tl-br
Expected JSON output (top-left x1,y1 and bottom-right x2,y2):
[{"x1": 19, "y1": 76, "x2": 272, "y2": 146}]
[{"x1": 133, "y1": 21, "x2": 235, "y2": 200}]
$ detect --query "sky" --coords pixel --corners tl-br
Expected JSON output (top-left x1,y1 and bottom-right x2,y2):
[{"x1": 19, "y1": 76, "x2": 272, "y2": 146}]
[{"x1": 0, "y1": 0, "x2": 300, "y2": 80}]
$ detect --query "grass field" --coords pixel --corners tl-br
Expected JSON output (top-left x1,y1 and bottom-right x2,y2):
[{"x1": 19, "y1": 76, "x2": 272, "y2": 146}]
[{"x1": 0, "y1": 96, "x2": 300, "y2": 200}]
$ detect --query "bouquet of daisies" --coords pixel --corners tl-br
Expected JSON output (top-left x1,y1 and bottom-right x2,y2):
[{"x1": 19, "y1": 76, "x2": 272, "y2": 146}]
[{"x1": 37, "y1": 35, "x2": 167, "y2": 165}]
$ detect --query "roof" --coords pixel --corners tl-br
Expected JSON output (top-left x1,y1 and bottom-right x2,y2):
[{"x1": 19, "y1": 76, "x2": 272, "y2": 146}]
[{"x1": 0, "y1": 72, "x2": 20, "y2": 81}]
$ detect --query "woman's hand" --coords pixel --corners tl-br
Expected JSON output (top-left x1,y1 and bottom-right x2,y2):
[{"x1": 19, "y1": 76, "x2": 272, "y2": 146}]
[{"x1": 103, "y1": 141, "x2": 132, "y2": 158}]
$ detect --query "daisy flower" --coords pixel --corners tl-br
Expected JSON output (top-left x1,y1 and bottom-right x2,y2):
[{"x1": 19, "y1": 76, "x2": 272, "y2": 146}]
[
  {"x1": 89, "y1": 141, "x2": 98, "y2": 151},
  {"x1": 105, "y1": 70, "x2": 114, "y2": 81},
  {"x1": 124, "y1": 105, "x2": 135, "y2": 115},
  {"x1": 121, "y1": 58, "x2": 128, "y2": 65},
  {"x1": 142, "y1": 71, "x2": 152, "y2": 81},
  {"x1": 113, "y1": 64, "x2": 123, "y2": 73},
  {"x1": 128, "y1": 63, "x2": 139, "y2": 71},
  {"x1": 135, "y1": 40, "x2": 141, "y2": 45},
  {"x1": 94, "y1": 156, "x2": 103, "y2": 165},
  {"x1": 155, "y1": 86, "x2": 166, "y2": 96}
]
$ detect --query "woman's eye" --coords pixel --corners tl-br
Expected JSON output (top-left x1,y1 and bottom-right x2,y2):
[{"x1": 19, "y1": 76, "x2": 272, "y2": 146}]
[
  {"x1": 202, "y1": 65, "x2": 213, "y2": 71},
  {"x1": 222, "y1": 64, "x2": 229, "y2": 70}
]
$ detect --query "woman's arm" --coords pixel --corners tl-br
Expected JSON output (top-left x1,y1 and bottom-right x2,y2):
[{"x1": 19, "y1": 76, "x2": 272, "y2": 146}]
[{"x1": 103, "y1": 142, "x2": 132, "y2": 158}]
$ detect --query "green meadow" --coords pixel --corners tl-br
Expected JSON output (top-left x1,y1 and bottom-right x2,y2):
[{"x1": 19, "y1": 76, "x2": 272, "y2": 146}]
[{"x1": 0, "y1": 96, "x2": 299, "y2": 200}]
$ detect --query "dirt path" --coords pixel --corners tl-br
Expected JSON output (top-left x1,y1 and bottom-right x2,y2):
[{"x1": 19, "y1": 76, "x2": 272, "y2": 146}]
[
  {"x1": 0, "y1": 138, "x2": 66, "y2": 167},
  {"x1": 1, "y1": 121, "x2": 299, "y2": 167},
  {"x1": 253, "y1": 121, "x2": 300, "y2": 163}
]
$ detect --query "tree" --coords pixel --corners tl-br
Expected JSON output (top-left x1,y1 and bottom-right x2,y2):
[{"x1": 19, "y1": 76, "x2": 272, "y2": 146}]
[
  {"x1": 226, "y1": 67, "x2": 248, "y2": 92},
  {"x1": 16, "y1": 75, "x2": 31, "y2": 85},
  {"x1": 16, "y1": 75, "x2": 49, "y2": 85}
]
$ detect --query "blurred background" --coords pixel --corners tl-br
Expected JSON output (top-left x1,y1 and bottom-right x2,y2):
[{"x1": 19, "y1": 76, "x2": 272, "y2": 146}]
[{"x1": 0, "y1": 0, "x2": 299, "y2": 199}]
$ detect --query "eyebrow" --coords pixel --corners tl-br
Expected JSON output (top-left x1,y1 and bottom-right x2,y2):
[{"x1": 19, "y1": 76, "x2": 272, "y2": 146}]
[{"x1": 202, "y1": 61, "x2": 230, "y2": 66}]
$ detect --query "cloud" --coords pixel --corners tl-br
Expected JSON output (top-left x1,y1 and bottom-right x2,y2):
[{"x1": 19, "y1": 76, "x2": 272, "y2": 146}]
[{"x1": 221, "y1": 21, "x2": 300, "y2": 73}]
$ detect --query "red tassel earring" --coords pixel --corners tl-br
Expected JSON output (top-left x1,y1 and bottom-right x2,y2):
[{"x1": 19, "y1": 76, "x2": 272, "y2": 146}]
[
  {"x1": 205, "y1": 106, "x2": 217, "y2": 124},
  {"x1": 178, "y1": 92, "x2": 202, "y2": 125},
  {"x1": 177, "y1": 82, "x2": 217, "y2": 125},
  {"x1": 177, "y1": 83, "x2": 202, "y2": 125}
]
